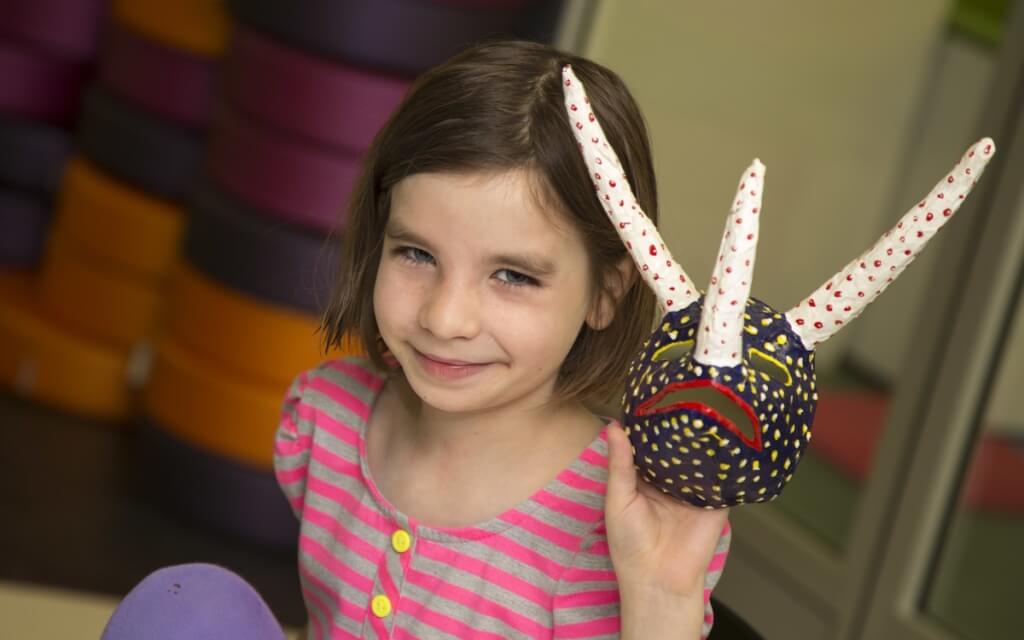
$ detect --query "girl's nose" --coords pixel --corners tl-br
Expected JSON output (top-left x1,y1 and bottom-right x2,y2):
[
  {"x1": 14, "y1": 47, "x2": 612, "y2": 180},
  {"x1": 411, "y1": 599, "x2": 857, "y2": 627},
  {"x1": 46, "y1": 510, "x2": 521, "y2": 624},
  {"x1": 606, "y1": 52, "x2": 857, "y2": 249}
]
[{"x1": 417, "y1": 277, "x2": 481, "y2": 340}]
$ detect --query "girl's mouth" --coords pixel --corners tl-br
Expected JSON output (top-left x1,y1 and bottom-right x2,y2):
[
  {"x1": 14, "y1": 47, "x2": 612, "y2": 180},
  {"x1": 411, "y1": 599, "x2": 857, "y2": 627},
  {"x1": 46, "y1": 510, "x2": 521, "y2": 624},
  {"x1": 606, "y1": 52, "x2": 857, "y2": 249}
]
[{"x1": 413, "y1": 350, "x2": 490, "y2": 380}]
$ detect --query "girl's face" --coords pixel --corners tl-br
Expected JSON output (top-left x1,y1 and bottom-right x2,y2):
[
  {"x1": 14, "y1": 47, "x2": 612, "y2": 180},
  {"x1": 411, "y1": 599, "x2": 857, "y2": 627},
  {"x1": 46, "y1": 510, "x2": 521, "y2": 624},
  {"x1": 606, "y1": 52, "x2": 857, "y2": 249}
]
[{"x1": 374, "y1": 169, "x2": 600, "y2": 416}]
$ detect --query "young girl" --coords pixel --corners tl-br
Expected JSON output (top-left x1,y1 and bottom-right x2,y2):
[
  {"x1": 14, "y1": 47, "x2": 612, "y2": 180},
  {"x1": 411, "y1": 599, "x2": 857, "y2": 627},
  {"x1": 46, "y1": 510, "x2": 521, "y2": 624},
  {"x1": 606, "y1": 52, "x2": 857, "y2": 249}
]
[
  {"x1": 275, "y1": 40, "x2": 731, "y2": 639},
  {"x1": 102, "y1": 40, "x2": 732, "y2": 640}
]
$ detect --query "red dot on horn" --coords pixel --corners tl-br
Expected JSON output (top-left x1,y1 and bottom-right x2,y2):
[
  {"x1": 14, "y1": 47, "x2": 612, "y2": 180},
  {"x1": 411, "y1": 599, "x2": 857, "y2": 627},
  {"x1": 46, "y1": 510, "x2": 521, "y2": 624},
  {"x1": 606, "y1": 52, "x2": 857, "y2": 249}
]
[{"x1": 814, "y1": 321, "x2": 824, "y2": 329}]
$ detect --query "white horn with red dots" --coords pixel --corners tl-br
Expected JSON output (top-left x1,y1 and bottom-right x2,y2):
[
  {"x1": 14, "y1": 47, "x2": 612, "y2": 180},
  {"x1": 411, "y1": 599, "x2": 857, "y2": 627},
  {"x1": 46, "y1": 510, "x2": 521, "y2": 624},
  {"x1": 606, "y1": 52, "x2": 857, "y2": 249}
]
[
  {"x1": 561, "y1": 65, "x2": 699, "y2": 315},
  {"x1": 695, "y1": 160, "x2": 764, "y2": 366},
  {"x1": 785, "y1": 137, "x2": 996, "y2": 350}
]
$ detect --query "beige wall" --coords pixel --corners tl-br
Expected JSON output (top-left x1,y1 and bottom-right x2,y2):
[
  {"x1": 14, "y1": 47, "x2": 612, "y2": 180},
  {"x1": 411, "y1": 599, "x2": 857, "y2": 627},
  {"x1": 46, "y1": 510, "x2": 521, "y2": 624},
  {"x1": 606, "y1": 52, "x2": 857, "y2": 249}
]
[{"x1": 582, "y1": 0, "x2": 952, "y2": 371}]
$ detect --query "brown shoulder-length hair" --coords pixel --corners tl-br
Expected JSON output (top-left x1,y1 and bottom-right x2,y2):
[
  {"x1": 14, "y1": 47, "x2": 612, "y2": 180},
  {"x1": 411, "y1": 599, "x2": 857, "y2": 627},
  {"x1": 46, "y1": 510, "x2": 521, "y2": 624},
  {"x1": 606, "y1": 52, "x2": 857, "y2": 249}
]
[{"x1": 321, "y1": 39, "x2": 659, "y2": 404}]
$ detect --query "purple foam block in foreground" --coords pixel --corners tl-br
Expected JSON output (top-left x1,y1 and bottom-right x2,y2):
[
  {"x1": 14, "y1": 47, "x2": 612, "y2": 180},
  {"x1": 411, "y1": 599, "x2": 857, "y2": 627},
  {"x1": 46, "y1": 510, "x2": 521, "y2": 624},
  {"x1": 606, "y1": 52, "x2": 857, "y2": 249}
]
[{"x1": 101, "y1": 563, "x2": 286, "y2": 640}]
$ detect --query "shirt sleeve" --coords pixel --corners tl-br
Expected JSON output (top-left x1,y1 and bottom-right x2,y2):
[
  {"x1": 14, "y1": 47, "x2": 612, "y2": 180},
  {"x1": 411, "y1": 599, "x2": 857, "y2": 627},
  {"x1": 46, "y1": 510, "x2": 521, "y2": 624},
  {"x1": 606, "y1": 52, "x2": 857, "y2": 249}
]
[
  {"x1": 273, "y1": 368, "x2": 317, "y2": 520},
  {"x1": 701, "y1": 520, "x2": 732, "y2": 639},
  {"x1": 552, "y1": 520, "x2": 732, "y2": 640}
]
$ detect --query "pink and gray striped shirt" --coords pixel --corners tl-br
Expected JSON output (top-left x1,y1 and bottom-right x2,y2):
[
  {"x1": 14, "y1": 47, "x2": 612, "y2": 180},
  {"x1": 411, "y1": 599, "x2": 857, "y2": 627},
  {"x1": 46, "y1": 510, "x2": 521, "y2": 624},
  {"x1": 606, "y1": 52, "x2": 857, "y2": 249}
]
[{"x1": 274, "y1": 358, "x2": 731, "y2": 639}]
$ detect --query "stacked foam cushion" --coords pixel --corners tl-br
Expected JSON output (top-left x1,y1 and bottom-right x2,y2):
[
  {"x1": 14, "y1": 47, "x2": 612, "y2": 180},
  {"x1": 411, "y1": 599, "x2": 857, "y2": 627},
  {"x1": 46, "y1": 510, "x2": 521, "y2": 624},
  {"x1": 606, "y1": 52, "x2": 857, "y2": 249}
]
[
  {"x1": 0, "y1": 0, "x2": 108, "y2": 414},
  {"x1": 0, "y1": 0, "x2": 103, "y2": 267},
  {"x1": 0, "y1": 0, "x2": 224, "y2": 422}
]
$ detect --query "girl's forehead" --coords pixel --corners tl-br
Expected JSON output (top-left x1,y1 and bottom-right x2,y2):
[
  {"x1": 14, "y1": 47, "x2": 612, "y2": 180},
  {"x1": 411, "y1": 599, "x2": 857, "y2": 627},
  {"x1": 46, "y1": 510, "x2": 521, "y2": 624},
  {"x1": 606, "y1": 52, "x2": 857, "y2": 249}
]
[{"x1": 388, "y1": 170, "x2": 581, "y2": 247}]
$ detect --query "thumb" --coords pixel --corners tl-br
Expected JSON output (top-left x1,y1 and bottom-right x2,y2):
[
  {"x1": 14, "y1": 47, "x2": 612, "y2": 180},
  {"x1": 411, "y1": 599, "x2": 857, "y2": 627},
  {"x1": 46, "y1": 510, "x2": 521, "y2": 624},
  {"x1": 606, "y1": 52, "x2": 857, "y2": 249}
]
[{"x1": 605, "y1": 423, "x2": 639, "y2": 510}]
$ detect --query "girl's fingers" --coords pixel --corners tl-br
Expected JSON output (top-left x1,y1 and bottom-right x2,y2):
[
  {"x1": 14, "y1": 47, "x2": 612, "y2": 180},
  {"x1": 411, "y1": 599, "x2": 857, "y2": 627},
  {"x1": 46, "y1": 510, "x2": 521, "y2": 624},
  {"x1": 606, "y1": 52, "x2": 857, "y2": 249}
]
[{"x1": 605, "y1": 423, "x2": 638, "y2": 510}]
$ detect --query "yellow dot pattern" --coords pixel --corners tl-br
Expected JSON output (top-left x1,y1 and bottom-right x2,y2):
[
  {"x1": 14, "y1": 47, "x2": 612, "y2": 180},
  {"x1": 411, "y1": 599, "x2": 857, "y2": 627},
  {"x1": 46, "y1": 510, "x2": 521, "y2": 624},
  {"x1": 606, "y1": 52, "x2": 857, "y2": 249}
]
[{"x1": 624, "y1": 298, "x2": 819, "y2": 508}]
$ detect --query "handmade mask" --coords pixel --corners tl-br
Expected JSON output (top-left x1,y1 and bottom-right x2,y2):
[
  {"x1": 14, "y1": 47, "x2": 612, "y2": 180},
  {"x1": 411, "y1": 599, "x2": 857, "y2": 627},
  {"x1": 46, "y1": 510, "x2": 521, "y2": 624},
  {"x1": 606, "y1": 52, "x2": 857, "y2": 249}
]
[{"x1": 562, "y1": 65, "x2": 995, "y2": 508}]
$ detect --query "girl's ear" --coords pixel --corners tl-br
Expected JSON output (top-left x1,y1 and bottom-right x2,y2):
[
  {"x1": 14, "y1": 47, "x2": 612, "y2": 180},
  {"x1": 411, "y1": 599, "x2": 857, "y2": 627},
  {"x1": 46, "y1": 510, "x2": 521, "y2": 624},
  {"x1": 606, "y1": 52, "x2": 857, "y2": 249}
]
[{"x1": 586, "y1": 256, "x2": 637, "y2": 331}]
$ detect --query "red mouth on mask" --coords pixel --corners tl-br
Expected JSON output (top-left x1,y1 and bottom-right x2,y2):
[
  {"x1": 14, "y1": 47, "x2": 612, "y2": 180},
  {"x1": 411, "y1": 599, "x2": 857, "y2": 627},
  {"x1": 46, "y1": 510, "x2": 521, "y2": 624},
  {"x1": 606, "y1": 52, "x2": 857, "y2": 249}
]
[{"x1": 635, "y1": 379, "x2": 763, "y2": 451}]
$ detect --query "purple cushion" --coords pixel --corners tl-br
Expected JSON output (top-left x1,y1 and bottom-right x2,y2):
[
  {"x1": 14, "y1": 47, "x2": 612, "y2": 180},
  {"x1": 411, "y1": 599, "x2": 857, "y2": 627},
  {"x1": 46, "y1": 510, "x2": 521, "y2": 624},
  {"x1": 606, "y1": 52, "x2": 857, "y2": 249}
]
[{"x1": 101, "y1": 563, "x2": 286, "y2": 640}]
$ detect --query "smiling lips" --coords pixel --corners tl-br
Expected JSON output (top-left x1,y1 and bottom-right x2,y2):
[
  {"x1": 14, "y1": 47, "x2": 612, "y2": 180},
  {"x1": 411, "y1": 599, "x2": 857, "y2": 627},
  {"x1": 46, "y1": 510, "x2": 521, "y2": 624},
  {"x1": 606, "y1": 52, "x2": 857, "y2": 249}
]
[
  {"x1": 635, "y1": 379, "x2": 763, "y2": 451},
  {"x1": 414, "y1": 350, "x2": 490, "y2": 380}
]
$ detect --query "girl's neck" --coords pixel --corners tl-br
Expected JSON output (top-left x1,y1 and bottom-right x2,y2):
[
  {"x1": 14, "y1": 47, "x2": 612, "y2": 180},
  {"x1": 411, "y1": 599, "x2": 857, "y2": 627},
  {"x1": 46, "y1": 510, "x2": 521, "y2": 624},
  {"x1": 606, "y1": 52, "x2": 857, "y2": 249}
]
[{"x1": 368, "y1": 372, "x2": 605, "y2": 528}]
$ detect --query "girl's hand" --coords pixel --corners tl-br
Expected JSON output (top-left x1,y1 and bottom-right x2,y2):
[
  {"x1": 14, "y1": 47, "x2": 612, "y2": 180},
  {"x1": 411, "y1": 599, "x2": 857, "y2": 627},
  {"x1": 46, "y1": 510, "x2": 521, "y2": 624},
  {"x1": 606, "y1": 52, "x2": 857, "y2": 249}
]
[{"x1": 604, "y1": 423, "x2": 730, "y2": 639}]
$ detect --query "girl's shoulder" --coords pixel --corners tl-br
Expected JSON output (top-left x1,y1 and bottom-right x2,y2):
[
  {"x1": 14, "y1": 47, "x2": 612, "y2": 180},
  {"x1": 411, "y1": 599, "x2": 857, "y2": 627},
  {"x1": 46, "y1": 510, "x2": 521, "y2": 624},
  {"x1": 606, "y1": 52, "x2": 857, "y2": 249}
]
[{"x1": 283, "y1": 356, "x2": 388, "y2": 414}]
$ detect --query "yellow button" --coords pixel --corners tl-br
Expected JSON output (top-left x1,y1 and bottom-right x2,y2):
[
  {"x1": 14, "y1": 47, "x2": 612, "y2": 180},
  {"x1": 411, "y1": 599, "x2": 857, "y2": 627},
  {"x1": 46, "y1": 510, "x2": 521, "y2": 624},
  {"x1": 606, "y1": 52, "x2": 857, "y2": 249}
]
[
  {"x1": 391, "y1": 529, "x2": 412, "y2": 553},
  {"x1": 371, "y1": 594, "x2": 392, "y2": 618}
]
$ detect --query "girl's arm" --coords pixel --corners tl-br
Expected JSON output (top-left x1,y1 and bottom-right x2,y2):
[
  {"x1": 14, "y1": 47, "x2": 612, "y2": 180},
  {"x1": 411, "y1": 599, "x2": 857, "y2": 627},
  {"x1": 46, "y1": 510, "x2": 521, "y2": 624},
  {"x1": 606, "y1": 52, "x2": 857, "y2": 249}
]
[
  {"x1": 274, "y1": 367, "x2": 319, "y2": 519},
  {"x1": 604, "y1": 423, "x2": 732, "y2": 639}
]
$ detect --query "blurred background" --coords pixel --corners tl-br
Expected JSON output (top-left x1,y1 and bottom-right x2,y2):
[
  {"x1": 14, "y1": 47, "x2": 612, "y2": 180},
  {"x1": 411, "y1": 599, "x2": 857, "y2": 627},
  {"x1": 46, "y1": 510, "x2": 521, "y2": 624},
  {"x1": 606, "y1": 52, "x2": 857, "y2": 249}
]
[{"x1": 1, "y1": 1, "x2": 1022, "y2": 638}]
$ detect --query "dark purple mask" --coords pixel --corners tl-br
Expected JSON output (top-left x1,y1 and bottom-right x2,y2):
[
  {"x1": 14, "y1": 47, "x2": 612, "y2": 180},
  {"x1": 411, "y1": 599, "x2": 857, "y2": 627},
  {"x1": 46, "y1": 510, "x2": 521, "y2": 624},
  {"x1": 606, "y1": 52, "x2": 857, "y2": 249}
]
[{"x1": 562, "y1": 64, "x2": 995, "y2": 508}]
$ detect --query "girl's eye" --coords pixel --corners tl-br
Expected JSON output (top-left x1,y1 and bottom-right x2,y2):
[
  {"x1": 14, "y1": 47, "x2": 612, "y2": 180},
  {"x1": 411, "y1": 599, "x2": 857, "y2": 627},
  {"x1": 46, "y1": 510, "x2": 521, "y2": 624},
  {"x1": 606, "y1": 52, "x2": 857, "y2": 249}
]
[
  {"x1": 494, "y1": 269, "x2": 538, "y2": 287},
  {"x1": 397, "y1": 246, "x2": 435, "y2": 264}
]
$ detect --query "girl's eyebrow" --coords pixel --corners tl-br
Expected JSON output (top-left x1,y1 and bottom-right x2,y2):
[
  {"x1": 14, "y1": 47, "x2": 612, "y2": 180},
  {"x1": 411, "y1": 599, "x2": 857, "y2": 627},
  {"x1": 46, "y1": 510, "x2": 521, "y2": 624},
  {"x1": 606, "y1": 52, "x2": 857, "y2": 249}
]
[
  {"x1": 385, "y1": 219, "x2": 557, "y2": 276},
  {"x1": 490, "y1": 252, "x2": 556, "y2": 277},
  {"x1": 383, "y1": 219, "x2": 426, "y2": 245}
]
